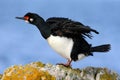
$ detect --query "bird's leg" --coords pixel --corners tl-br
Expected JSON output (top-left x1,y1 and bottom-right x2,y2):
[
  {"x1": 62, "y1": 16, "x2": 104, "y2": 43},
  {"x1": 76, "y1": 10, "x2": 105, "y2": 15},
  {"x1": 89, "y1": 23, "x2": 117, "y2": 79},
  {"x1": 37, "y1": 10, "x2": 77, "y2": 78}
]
[{"x1": 57, "y1": 59, "x2": 72, "y2": 67}]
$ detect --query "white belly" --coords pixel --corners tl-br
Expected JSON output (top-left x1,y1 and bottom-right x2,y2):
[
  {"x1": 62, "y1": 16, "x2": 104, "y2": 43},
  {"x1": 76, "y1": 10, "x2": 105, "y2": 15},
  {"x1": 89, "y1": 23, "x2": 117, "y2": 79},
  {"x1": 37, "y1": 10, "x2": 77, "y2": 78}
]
[{"x1": 47, "y1": 35, "x2": 74, "y2": 60}]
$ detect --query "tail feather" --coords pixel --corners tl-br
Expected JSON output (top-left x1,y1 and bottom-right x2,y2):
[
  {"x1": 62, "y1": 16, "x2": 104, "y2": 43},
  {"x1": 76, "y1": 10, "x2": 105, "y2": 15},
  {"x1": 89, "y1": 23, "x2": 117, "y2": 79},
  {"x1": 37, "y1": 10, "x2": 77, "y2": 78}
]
[{"x1": 90, "y1": 44, "x2": 111, "y2": 52}]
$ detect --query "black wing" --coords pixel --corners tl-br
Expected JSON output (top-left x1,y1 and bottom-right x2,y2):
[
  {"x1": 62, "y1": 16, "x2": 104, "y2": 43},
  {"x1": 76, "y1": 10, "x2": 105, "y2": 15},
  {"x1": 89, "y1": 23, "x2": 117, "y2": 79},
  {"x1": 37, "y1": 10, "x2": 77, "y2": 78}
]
[{"x1": 46, "y1": 17, "x2": 99, "y2": 39}]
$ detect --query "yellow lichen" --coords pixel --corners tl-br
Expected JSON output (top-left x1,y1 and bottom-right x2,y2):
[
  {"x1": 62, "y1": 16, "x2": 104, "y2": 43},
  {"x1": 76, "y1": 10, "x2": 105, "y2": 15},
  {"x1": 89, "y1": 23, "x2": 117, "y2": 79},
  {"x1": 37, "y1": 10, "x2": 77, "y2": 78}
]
[
  {"x1": 0, "y1": 74, "x2": 2, "y2": 79},
  {"x1": 1, "y1": 64, "x2": 55, "y2": 80},
  {"x1": 27, "y1": 62, "x2": 45, "y2": 67},
  {"x1": 100, "y1": 68, "x2": 117, "y2": 80}
]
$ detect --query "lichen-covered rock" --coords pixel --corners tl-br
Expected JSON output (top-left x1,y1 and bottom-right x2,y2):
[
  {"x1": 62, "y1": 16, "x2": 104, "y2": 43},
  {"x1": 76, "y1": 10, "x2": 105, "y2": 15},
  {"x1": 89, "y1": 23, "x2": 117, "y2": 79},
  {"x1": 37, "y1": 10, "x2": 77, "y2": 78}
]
[
  {"x1": 0, "y1": 74, "x2": 2, "y2": 79},
  {"x1": 1, "y1": 62, "x2": 55, "y2": 80},
  {"x1": 1, "y1": 61, "x2": 120, "y2": 80}
]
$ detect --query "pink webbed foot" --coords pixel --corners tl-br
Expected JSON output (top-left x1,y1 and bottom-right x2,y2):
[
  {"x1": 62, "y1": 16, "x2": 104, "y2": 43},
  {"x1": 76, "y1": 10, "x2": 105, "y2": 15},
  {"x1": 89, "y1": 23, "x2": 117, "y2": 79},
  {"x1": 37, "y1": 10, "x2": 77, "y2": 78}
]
[{"x1": 57, "y1": 60, "x2": 72, "y2": 67}]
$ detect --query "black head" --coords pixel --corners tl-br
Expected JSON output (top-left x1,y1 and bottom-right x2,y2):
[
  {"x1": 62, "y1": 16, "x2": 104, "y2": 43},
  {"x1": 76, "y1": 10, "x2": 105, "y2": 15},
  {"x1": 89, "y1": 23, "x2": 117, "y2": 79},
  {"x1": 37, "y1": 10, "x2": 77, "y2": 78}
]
[{"x1": 16, "y1": 12, "x2": 45, "y2": 25}]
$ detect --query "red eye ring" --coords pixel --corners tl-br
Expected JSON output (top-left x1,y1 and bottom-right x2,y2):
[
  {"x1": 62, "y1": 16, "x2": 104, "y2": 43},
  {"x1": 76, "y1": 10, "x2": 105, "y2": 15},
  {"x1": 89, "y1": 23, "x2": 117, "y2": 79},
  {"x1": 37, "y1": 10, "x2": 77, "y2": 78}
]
[{"x1": 24, "y1": 16, "x2": 29, "y2": 21}]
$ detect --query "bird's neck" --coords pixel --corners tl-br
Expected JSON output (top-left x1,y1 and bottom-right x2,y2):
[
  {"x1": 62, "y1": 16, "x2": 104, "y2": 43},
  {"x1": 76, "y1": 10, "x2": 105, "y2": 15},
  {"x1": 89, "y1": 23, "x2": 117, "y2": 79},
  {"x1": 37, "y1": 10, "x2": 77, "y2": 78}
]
[{"x1": 35, "y1": 19, "x2": 51, "y2": 39}]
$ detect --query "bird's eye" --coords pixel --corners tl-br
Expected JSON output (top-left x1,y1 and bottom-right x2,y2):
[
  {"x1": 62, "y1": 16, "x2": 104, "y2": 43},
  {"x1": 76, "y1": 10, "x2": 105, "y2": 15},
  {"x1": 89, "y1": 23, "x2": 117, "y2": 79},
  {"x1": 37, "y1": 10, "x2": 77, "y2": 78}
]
[{"x1": 29, "y1": 18, "x2": 34, "y2": 22}]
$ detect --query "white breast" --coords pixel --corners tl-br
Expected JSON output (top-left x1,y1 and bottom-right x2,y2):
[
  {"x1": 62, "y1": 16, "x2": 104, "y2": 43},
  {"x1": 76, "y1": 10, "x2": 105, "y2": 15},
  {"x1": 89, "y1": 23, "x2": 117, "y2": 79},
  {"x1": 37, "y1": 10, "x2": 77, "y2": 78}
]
[{"x1": 47, "y1": 35, "x2": 74, "y2": 60}]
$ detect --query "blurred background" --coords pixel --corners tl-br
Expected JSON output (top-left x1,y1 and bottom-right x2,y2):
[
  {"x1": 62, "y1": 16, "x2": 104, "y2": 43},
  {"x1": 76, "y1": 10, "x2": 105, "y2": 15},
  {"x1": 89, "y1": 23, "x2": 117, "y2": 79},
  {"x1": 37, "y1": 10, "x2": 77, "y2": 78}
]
[{"x1": 0, "y1": 0, "x2": 120, "y2": 74}]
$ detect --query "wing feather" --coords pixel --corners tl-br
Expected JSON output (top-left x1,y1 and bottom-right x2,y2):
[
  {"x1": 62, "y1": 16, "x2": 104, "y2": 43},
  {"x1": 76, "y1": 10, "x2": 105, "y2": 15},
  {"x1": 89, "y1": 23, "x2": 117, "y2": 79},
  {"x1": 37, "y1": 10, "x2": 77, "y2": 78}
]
[{"x1": 46, "y1": 17, "x2": 99, "y2": 38}]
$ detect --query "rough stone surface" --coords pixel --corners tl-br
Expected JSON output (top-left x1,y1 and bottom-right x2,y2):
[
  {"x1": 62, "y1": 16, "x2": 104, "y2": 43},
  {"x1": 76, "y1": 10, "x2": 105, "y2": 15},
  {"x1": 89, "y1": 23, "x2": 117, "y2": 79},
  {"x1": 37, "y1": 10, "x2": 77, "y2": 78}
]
[{"x1": 0, "y1": 61, "x2": 120, "y2": 80}]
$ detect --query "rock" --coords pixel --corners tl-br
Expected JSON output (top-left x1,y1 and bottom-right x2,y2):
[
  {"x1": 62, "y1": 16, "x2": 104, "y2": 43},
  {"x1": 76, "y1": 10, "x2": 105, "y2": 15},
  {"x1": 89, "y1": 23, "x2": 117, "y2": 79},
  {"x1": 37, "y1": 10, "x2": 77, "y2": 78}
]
[
  {"x1": 0, "y1": 74, "x2": 2, "y2": 79},
  {"x1": 0, "y1": 61, "x2": 120, "y2": 80}
]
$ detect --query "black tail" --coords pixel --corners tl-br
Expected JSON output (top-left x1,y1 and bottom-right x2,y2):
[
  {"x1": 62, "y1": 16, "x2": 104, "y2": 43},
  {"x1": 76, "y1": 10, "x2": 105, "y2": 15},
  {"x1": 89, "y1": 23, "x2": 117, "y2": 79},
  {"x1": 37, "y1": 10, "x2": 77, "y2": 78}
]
[{"x1": 90, "y1": 44, "x2": 111, "y2": 52}]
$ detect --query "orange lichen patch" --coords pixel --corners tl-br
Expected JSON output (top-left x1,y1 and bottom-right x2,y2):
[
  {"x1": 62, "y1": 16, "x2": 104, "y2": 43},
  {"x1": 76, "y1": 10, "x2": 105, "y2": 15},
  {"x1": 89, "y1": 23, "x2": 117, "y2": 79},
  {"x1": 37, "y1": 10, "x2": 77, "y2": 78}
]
[{"x1": 1, "y1": 65, "x2": 55, "y2": 80}]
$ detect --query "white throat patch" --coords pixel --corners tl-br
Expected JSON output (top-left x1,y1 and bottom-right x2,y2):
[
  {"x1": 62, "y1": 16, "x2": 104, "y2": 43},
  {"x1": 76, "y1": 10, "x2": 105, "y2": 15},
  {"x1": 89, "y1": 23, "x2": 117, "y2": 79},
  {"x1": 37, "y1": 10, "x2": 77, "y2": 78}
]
[{"x1": 25, "y1": 20, "x2": 29, "y2": 23}]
